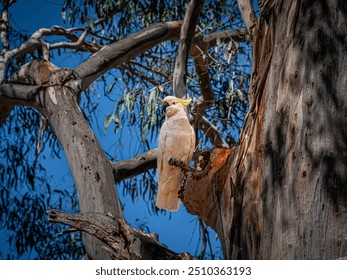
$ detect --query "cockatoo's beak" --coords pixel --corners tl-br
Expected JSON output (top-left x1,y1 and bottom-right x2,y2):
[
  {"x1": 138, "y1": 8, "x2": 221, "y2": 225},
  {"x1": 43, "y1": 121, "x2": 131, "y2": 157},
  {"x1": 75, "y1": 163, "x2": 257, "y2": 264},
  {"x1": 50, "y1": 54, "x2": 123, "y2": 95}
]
[
  {"x1": 175, "y1": 97, "x2": 192, "y2": 107},
  {"x1": 162, "y1": 102, "x2": 169, "y2": 114}
]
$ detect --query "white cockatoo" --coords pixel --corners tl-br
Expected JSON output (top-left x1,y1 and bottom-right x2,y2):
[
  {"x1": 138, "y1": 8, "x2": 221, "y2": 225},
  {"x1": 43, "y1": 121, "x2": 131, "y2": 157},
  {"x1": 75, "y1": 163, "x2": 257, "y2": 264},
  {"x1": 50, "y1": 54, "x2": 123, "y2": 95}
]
[{"x1": 156, "y1": 96, "x2": 195, "y2": 212}]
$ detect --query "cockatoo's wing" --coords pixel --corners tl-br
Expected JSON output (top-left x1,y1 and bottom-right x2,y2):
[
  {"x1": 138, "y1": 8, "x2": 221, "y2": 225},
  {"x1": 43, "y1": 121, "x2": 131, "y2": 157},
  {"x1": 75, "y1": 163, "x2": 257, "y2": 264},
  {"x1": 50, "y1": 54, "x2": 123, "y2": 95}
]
[{"x1": 156, "y1": 115, "x2": 195, "y2": 212}]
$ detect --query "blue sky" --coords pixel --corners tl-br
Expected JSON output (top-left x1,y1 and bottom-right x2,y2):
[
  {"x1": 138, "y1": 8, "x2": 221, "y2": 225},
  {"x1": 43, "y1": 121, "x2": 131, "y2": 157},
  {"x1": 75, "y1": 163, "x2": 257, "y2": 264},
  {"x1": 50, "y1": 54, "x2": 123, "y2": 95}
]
[{"x1": 2, "y1": 0, "x2": 223, "y2": 259}]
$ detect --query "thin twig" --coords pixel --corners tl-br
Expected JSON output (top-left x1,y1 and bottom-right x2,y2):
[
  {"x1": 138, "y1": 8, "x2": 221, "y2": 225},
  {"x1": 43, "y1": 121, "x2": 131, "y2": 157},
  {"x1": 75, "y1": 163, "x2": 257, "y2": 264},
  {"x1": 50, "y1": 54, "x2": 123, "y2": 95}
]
[
  {"x1": 49, "y1": 27, "x2": 92, "y2": 50},
  {"x1": 128, "y1": 61, "x2": 170, "y2": 80},
  {"x1": 198, "y1": 218, "x2": 207, "y2": 259}
]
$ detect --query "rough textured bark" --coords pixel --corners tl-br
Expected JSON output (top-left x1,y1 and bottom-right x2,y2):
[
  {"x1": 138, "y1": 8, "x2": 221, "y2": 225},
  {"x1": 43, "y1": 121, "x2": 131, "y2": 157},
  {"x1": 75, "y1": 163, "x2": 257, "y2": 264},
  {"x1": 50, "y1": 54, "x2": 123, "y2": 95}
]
[{"x1": 181, "y1": 0, "x2": 347, "y2": 259}]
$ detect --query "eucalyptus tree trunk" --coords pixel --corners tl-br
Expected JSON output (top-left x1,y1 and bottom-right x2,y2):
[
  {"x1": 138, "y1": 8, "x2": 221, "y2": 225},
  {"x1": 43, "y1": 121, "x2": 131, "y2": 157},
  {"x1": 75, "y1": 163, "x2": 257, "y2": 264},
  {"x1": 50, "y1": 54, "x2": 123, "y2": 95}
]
[{"x1": 182, "y1": 0, "x2": 347, "y2": 259}]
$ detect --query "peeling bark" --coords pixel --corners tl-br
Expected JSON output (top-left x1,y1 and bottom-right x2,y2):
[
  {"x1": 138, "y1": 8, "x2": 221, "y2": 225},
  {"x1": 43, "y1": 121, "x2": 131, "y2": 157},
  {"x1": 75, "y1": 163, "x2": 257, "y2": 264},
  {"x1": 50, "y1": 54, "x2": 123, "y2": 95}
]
[
  {"x1": 179, "y1": 148, "x2": 235, "y2": 259},
  {"x1": 181, "y1": 0, "x2": 347, "y2": 260}
]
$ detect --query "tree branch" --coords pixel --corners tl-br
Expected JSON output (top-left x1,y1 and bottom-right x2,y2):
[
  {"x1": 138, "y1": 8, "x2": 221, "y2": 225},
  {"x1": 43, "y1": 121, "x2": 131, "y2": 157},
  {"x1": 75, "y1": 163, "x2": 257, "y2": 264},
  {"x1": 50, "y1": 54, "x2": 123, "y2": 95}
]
[
  {"x1": 190, "y1": 32, "x2": 244, "y2": 147},
  {"x1": 47, "y1": 209, "x2": 193, "y2": 260},
  {"x1": 197, "y1": 116, "x2": 231, "y2": 147},
  {"x1": 31, "y1": 25, "x2": 101, "y2": 52},
  {"x1": 191, "y1": 40, "x2": 214, "y2": 112},
  {"x1": 128, "y1": 60, "x2": 170, "y2": 80},
  {"x1": 48, "y1": 27, "x2": 93, "y2": 51},
  {"x1": 0, "y1": 83, "x2": 43, "y2": 104},
  {"x1": 120, "y1": 64, "x2": 162, "y2": 89},
  {"x1": 202, "y1": 29, "x2": 249, "y2": 47},
  {"x1": 173, "y1": 0, "x2": 205, "y2": 99},
  {"x1": 170, "y1": 1, "x2": 243, "y2": 147},
  {"x1": 191, "y1": 29, "x2": 249, "y2": 114},
  {"x1": 76, "y1": 21, "x2": 182, "y2": 91},
  {"x1": 198, "y1": 218, "x2": 207, "y2": 260},
  {"x1": 190, "y1": 41, "x2": 230, "y2": 147},
  {"x1": 111, "y1": 148, "x2": 217, "y2": 183},
  {"x1": 237, "y1": 0, "x2": 257, "y2": 35},
  {"x1": 0, "y1": 0, "x2": 12, "y2": 55},
  {"x1": 0, "y1": 38, "x2": 41, "y2": 82},
  {"x1": 0, "y1": 59, "x2": 55, "y2": 97},
  {"x1": 170, "y1": 0, "x2": 230, "y2": 148},
  {"x1": 0, "y1": 25, "x2": 102, "y2": 81},
  {"x1": 190, "y1": 39, "x2": 215, "y2": 139},
  {"x1": 0, "y1": 26, "x2": 248, "y2": 129},
  {"x1": 111, "y1": 149, "x2": 158, "y2": 182}
]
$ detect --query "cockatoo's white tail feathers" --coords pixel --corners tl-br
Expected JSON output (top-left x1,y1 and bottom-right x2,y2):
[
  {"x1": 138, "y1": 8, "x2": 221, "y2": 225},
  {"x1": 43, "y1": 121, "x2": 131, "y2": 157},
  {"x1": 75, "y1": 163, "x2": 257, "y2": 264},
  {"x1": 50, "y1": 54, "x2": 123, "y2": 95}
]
[
  {"x1": 156, "y1": 175, "x2": 182, "y2": 211},
  {"x1": 155, "y1": 189, "x2": 181, "y2": 212}
]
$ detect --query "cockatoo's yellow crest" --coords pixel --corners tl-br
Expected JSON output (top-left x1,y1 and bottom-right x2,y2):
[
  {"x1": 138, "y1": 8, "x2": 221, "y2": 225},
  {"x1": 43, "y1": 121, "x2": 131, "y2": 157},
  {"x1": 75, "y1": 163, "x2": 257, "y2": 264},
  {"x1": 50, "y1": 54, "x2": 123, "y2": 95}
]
[{"x1": 175, "y1": 97, "x2": 192, "y2": 107}]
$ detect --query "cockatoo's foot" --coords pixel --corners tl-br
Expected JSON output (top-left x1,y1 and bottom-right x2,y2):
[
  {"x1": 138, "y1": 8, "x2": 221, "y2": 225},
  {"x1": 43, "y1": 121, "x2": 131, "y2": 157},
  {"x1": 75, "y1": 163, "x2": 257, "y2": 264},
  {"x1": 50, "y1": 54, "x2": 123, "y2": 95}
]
[{"x1": 168, "y1": 157, "x2": 192, "y2": 172}]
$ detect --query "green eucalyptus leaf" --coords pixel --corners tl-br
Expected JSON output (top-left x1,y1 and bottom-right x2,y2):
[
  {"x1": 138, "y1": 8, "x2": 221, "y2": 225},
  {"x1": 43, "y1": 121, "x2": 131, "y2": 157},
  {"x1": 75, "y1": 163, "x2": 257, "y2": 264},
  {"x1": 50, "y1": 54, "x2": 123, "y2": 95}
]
[{"x1": 104, "y1": 114, "x2": 119, "y2": 132}]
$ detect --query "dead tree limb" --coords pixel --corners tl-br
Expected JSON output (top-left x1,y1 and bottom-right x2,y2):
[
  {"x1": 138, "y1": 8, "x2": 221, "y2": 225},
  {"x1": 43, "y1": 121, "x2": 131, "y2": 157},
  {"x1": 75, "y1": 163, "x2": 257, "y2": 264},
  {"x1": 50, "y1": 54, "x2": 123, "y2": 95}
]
[{"x1": 47, "y1": 209, "x2": 193, "y2": 260}]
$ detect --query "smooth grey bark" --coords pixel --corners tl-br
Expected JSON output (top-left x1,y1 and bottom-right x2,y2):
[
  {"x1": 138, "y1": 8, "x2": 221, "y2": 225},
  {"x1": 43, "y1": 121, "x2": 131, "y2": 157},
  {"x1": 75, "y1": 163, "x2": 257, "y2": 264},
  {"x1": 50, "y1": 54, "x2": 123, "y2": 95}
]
[
  {"x1": 23, "y1": 64, "x2": 123, "y2": 259},
  {"x1": 112, "y1": 148, "x2": 158, "y2": 182},
  {"x1": 76, "y1": 21, "x2": 182, "y2": 91}
]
